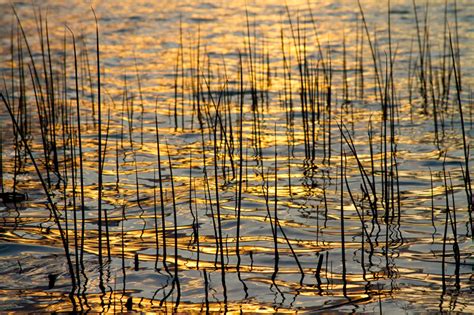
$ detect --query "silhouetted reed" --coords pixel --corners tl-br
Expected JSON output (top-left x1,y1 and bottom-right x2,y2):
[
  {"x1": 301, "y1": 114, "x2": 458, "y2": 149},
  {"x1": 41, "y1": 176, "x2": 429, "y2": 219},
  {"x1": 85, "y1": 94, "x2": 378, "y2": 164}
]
[{"x1": 0, "y1": 1, "x2": 472, "y2": 312}]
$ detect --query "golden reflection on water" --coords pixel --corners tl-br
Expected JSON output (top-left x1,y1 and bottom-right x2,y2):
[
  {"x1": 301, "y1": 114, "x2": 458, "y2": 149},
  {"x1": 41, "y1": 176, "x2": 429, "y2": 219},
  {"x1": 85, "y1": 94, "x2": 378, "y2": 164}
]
[{"x1": 0, "y1": 0, "x2": 473, "y2": 313}]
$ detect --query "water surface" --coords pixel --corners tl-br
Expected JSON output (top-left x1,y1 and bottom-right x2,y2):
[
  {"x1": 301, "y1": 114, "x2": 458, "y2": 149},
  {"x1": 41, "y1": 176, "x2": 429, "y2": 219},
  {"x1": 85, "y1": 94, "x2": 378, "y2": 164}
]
[{"x1": 0, "y1": 0, "x2": 473, "y2": 313}]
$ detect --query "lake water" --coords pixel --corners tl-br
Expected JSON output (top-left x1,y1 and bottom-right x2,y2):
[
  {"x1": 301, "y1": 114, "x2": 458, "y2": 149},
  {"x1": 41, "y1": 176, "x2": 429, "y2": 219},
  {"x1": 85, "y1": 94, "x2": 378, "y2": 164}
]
[{"x1": 0, "y1": 0, "x2": 473, "y2": 313}]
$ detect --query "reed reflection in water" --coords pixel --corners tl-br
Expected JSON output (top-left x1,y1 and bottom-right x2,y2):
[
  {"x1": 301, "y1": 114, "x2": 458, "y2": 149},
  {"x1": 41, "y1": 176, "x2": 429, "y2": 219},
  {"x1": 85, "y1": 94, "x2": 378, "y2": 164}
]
[{"x1": 0, "y1": 0, "x2": 473, "y2": 313}]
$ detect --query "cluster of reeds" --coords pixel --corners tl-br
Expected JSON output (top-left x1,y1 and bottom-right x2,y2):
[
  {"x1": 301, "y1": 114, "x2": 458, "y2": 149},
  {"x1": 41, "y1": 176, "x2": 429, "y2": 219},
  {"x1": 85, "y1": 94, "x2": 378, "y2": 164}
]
[{"x1": 0, "y1": 0, "x2": 471, "y2": 312}]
